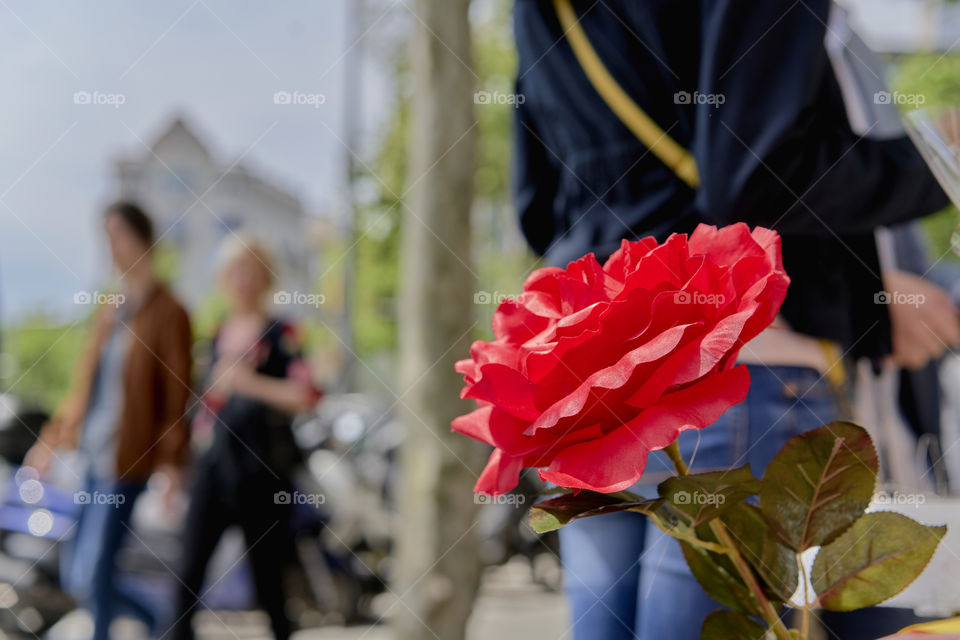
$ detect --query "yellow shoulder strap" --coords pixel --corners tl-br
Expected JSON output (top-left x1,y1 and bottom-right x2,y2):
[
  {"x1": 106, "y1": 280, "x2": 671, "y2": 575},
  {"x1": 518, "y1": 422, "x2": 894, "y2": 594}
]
[
  {"x1": 818, "y1": 339, "x2": 848, "y2": 391},
  {"x1": 552, "y1": 0, "x2": 700, "y2": 189}
]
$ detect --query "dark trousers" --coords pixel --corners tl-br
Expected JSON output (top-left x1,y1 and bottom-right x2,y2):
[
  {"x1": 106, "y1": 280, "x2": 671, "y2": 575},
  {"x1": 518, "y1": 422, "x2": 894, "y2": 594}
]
[{"x1": 168, "y1": 463, "x2": 294, "y2": 640}]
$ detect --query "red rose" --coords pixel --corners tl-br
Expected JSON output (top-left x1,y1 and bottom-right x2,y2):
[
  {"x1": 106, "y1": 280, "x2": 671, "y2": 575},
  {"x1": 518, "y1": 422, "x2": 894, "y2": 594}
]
[{"x1": 453, "y1": 223, "x2": 789, "y2": 495}]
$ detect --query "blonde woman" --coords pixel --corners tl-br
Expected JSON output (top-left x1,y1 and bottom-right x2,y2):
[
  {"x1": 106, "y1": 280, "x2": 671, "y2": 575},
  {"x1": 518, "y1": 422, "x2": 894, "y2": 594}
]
[{"x1": 169, "y1": 237, "x2": 319, "y2": 640}]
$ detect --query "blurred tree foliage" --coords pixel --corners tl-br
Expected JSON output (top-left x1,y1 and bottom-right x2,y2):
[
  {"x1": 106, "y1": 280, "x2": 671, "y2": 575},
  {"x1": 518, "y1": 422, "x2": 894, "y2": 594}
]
[
  {"x1": 890, "y1": 52, "x2": 960, "y2": 262},
  {"x1": 354, "y1": 0, "x2": 537, "y2": 361},
  {"x1": 1, "y1": 314, "x2": 88, "y2": 410}
]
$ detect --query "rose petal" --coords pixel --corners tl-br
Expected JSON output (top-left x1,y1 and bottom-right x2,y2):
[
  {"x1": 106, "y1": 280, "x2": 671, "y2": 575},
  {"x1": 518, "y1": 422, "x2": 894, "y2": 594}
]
[
  {"x1": 474, "y1": 448, "x2": 524, "y2": 496},
  {"x1": 688, "y1": 222, "x2": 763, "y2": 267},
  {"x1": 525, "y1": 322, "x2": 695, "y2": 435},
  {"x1": 451, "y1": 406, "x2": 495, "y2": 445},
  {"x1": 624, "y1": 304, "x2": 755, "y2": 409},
  {"x1": 539, "y1": 365, "x2": 750, "y2": 492},
  {"x1": 462, "y1": 363, "x2": 540, "y2": 421}
]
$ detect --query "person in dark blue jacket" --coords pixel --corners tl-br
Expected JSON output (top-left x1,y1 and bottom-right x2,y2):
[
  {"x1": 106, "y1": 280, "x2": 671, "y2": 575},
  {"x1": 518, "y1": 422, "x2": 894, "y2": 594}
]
[{"x1": 513, "y1": 1, "x2": 958, "y2": 638}]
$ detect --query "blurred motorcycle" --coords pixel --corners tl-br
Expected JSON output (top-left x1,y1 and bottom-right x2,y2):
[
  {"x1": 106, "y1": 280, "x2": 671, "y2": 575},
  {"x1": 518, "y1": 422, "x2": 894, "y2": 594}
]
[
  {"x1": 0, "y1": 389, "x2": 560, "y2": 637},
  {"x1": 0, "y1": 394, "x2": 75, "y2": 637},
  {"x1": 291, "y1": 392, "x2": 561, "y2": 624},
  {"x1": 287, "y1": 393, "x2": 399, "y2": 624}
]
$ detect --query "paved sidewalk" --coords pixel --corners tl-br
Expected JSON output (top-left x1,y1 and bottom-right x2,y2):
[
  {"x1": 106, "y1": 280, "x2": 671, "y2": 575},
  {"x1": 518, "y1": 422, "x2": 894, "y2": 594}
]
[
  {"x1": 294, "y1": 559, "x2": 569, "y2": 640},
  {"x1": 44, "y1": 558, "x2": 570, "y2": 640}
]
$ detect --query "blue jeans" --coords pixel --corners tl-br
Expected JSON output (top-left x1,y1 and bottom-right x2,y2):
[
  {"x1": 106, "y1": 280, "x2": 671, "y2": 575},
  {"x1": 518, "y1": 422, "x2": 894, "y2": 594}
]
[
  {"x1": 560, "y1": 365, "x2": 922, "y2": 640},
  {"x1": 63, "y1": 476, "x2": 155, "y2": 640}
]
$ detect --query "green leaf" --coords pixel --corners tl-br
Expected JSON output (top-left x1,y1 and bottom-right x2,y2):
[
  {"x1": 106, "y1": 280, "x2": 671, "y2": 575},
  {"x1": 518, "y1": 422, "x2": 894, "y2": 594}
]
[
  {"x1": 811, "y1": 512, "x2": 946, "y2": 611},
  {"x1": 722, "y1": 503, "x2": 799, "y2": 602},
  {"x1": 528, "y1": 491, "x2": 662, "y2": 533},
  {"x1": 761, "y1": 421, "x2": 878, "y2": 551},
  {"x1": 700, "y1": 610, "x2": 768, "y2": 640},
  {"x1": 659, "y1": 465, "x2": 762, "y2": 530},
  {"x1": 681, "y1": 540, "x2": 763, "y2": 616}
]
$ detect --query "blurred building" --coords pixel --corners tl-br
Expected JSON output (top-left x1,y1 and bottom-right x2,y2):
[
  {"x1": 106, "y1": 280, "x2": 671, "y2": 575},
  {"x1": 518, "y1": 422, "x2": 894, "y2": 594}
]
[{"x1": 112, "y1": 116, "x2": 314, "y2": 310}]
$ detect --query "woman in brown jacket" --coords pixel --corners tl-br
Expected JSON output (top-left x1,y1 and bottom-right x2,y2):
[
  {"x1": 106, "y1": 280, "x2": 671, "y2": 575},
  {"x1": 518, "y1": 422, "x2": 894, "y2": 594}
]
[{"x1": 25, "y1": 202, "x2": 192, "y2": 640}]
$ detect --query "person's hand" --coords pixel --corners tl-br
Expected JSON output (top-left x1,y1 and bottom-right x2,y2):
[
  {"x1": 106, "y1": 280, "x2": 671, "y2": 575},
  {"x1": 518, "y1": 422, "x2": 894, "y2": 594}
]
[
  {"x1": 936, "y1": 107, "x2": 960, "y2": 146},
  {"x1": 209, "y1": 359, "x2": 256, "y2": 398},
  {"x1": 152, "y1": 464, "x2": 184, "y2": 515},
  {"x1": 23, "y1": 442, "x2": 55, "y2": 476},
  {"x1": 884, "y1": 269, "x2": 960, "y2": 369}
]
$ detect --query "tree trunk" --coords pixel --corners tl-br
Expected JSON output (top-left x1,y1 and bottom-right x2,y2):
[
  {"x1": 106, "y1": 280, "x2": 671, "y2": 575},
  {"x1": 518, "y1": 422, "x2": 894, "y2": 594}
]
[{"x1": 393, "y1": 1, "x2": 484, "y2": 639}]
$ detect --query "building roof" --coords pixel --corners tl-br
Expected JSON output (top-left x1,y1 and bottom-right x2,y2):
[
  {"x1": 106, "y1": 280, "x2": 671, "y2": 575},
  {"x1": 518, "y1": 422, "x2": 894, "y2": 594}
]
[
  {"x1": 149, "y1": 116, "x2": 212, "y2": 162},
  {"x1": 116, "y1": 114, "x2": 304, "y2": 215}
]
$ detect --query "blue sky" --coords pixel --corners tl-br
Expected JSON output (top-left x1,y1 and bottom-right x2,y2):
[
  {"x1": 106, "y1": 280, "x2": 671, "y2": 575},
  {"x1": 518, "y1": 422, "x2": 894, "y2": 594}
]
[{"x1": 0, "y1": 0, "x2": 395, "y2": 321}]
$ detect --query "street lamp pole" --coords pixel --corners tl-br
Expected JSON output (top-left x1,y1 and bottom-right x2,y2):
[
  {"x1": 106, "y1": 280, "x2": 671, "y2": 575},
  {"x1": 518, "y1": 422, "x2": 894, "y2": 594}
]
[{"x1": 338, "y1": 0, "x2": 363, "y2": 393}]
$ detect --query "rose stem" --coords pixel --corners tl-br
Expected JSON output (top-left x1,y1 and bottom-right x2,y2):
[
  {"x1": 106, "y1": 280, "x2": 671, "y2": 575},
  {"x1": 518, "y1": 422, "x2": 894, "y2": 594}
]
[
  {"x1": 798, "y1": 553, "x2": 811, "y2": 640},
  {"x1": 663, "y1": 441, "x2": 794, "y2": 640}
]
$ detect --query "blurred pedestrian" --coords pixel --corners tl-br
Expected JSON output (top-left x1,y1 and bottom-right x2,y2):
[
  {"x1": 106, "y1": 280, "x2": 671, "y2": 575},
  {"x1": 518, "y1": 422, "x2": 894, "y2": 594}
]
[
  {"x1": 512, "y1": 1, "x2": 959, "y2": 638},
  {"x1": 24, "y1": 201, "x2": 192, "y2": 640},
  {"x1": 168, "y1": 236, "x2": 319, "y2": 640}
]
